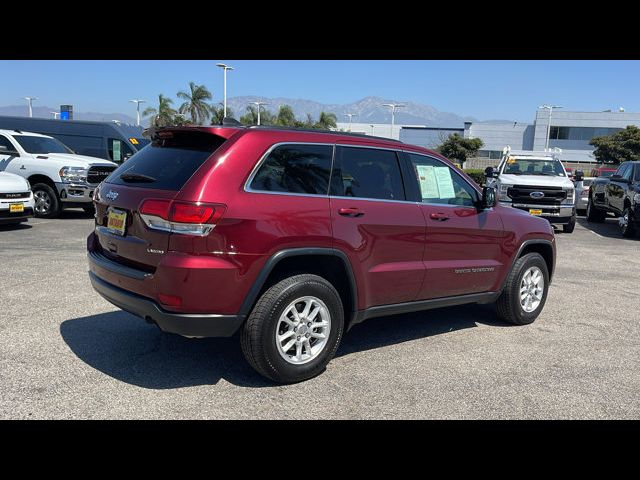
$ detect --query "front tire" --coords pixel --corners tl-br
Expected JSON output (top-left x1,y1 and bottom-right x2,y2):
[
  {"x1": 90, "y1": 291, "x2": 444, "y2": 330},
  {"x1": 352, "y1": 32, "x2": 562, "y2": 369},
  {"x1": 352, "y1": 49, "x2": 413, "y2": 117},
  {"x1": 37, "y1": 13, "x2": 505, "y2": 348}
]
[
  {"x1": 32, "y1": 183, "x2": 61, "y2": 218},
  {"x1": 562, "y1": 216, "x2": 576, "y2": 233},
  {"x1": 619, "y1": 207, "x2": 637, "y2": 238},
  {"x1": 586, "y1": 196, "x2": 606, "y2": 223},
  {"x1": 496, "y1": 253, "x2": 549, "y2": 326},
  {"x1": 241, "y1": 274, "x2": 344, "y2": 384}
]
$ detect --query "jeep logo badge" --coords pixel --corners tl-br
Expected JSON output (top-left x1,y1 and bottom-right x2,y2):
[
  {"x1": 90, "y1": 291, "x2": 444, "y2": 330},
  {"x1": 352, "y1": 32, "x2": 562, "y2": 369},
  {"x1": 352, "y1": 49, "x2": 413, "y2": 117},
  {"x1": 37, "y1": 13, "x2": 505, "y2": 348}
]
[
  {"x1": 530, "y1": 191, "x2": 545, "y2": 199},
  {"x1": 106, "y1": 190, "x2": 119, "y2": 201}
]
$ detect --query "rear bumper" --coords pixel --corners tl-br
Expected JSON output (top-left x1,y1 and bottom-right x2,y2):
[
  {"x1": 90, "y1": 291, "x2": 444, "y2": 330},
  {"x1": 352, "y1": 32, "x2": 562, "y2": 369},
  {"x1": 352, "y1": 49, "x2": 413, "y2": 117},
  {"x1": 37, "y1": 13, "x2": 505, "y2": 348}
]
[{"x1": 89, "y1": 270, "x2": 245, "y2": 337}]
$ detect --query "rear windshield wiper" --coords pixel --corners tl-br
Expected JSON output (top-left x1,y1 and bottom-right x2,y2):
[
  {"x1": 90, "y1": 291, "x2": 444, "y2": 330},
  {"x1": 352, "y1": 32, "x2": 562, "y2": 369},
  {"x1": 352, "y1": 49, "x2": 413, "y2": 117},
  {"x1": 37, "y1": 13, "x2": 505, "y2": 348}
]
[{"x1": 119, "y1": 172, "x2": 157, "y2": 183}]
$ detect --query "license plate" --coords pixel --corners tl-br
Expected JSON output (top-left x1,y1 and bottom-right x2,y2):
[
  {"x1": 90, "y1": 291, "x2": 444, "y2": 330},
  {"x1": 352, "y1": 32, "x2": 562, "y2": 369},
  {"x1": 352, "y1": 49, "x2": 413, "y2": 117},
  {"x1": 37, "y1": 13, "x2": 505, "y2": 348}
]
[
  {"x1": 9, "y1": 203, "x2": 24, "y2": 213},
  {"x1": 529, "y1": 209, "x2": 543, "y2": 216},
  {"x1": 107, "y1": 209, "x2": 127, "y2": 236}
]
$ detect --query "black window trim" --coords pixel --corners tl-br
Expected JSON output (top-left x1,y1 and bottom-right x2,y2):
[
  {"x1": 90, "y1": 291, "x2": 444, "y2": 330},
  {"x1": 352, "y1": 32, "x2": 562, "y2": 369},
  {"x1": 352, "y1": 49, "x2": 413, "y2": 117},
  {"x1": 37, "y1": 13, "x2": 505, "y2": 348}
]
[{"x1": 401, "y1": 150, "x2": 482, "y2": 207}]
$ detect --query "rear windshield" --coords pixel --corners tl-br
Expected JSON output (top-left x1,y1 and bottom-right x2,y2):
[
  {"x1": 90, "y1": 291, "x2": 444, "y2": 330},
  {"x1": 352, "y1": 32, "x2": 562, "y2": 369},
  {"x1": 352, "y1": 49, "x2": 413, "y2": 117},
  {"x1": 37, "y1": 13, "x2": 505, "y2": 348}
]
[{"x1": 105, "y1": 130, "x2": 226, "y2": 190}]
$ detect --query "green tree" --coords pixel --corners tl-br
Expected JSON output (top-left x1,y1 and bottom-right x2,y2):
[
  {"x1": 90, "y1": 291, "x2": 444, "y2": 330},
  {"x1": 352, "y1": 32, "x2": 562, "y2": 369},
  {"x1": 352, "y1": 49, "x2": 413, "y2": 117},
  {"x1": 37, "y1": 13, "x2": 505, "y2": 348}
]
[
  {"x1": 210, "y1": 103, "x2": 235, "y2": 124},
  {"x1": 276, "y1": 104, "x2": 296, "y2": 126},
  {"x1": 589, "y1": 125, "x2": 640, "y2": 164},
  {"x1": 240, "y1": 105, "x2": 259, "y2": 125},
  {"x1": 437, "y1": 133, "x2": 484, "y2": 168},
  {"x1": 316, "y1": 111, "x2": 337, "y2": 129},
  {"x1": 177, "y1": 82, "x2": 213, "y2": 125},
  {"x1": 142, "y1": 94, "x2": 177, "y2": 127}
]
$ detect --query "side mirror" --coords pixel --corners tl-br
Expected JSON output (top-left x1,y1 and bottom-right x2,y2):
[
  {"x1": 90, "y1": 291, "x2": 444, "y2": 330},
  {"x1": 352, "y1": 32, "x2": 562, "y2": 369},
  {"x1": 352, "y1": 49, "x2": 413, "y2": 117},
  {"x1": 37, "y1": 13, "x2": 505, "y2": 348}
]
[
  {"x1": 484, "y1": 166, "x2": 498, "y2": 178},
  {"x1": 481, "y1": 186, "x2": 497, "y2": 209},
  {"x1": 574, "y1": 170, "x2": 584, "y2": 182},
  {"x1": 0, "y1": 145, "x2": 20, "y2": 156}
]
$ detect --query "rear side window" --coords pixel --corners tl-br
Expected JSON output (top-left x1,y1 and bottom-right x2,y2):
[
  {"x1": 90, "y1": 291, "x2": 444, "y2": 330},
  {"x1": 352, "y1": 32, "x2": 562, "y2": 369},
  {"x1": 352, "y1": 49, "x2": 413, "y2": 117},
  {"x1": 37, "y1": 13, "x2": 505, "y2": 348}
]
[
  {"x1": 330, "y1": 146, "x2": 405, "y2": 200},
  {"x1": 249, "y1": 144, "x2": 333, "y2": 195},
  {"x1": 106, "y1": 130, "x2": 226, "y2": 190}
]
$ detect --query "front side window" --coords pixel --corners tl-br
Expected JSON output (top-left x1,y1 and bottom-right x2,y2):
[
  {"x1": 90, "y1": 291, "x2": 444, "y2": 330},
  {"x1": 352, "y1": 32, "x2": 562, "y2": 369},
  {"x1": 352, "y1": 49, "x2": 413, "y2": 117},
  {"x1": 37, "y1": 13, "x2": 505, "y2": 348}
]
[
  {"x1": 616, "y1": 163, "x2": 629, "y2": 178},
  {"x1": 0, "y1": 134, "x2": 16, "y2": 152},
  {"x1": 250, "y1": 144, "x2": 333, "y2": 195},
  {"x1": 331, "y1": 146, "x2": 405, "y2": 200},
  {"x1": 408, "y1": 153, "x2": 478, "y2": 207},
  {"x1": 108, "y1": 138, "x2": 135, "y2": 163},
  {"x1": 622, "y1": 163, "x2": 633, "y2": 180},
  {"x1": 13, "y1": 135, "x2": 74, "y2": 154}
]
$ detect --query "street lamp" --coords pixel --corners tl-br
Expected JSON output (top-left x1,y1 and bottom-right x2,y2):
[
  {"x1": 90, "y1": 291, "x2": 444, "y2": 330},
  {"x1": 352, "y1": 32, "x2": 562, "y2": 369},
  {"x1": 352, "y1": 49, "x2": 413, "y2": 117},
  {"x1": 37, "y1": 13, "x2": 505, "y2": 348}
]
[
  {"x1": 344, "y1": 113, "x2": 357, "y2": 131},
  {"x1": 50, "y1": 111, "x2": 60, "y2": 119},
  {"x1": 129, "y1": 99, "x2": 146, "y2": 126},
  {"x1": 216, "y1": 63, "x2": 235, "y2": 118},
  {"x1": 24, "y1": 96, "x2": 38, "y2": 118},
  {"x1": 381, "y1": 103, "x2": 405, "y2": 139},
  {"x1": 370, "y1": 124, "x2": 375, "y2": 136},
  {"x1": 252, "y1": 101, "x2": 269, "y2": 125},
  {"x1": 539, "y1": 104, "x2": 563, "y2": 151}
]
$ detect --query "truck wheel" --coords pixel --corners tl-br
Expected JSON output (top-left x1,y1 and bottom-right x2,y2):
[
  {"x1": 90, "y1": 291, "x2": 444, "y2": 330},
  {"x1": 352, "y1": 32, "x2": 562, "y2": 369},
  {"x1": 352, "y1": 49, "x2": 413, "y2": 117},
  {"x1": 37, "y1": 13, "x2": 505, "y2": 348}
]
[
  {"x1": 496, "y1": 252, "x2": 549, "y2": 326},
  {"x1": 619, "y1": 207, "x2": 637, "y2": 238},
  {"x1": 562, "y1": 216, "x2": 576, "y2": 233},
  {"x1": 32, "y1": 183, "x2": 61, "y2": 218},
  {"x1": 241, "y1": 274, "x2": 344, "y2": 384},
  {"x1": 586, "y1": 197, "x2": 605, "y2": 223}
]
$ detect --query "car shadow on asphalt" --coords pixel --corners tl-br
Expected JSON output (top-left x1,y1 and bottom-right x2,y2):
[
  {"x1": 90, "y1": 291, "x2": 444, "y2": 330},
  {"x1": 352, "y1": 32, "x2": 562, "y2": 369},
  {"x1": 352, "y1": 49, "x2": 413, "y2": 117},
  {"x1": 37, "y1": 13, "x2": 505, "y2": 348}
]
[
  {"x1": 0, "y1": 222, "x2": 32, "y2": 231},
  {"x1": 60, "y1": 304, "x2": 507, "y2": 389},
  {"x1": 577, "y1": 217, "x2": 631, "y2": 240},
  {"x1": 57, "y1": 209, "x2": 95, "y2": 220}
]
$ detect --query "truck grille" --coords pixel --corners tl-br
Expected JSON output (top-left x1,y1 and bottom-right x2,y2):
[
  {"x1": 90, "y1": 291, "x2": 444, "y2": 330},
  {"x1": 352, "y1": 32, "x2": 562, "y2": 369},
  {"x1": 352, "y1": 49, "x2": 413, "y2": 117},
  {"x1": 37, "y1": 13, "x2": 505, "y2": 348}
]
[
  {"x1": 0, "y1": 192, "x2": 30, "y2": 199},
  {"x1": 507, "y1": 185, "x2": 566, "y2": 205},
  {"x1": 87, "y1": 166, "x2": 116, "y2": 185}
]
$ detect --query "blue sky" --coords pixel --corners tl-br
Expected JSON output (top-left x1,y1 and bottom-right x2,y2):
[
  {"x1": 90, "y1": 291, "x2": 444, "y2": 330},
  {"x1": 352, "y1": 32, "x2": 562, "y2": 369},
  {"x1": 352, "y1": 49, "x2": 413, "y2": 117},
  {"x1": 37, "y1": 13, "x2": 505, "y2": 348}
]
[{"x1": 1, "y1": 60, "x2": 639, "y2": 122}]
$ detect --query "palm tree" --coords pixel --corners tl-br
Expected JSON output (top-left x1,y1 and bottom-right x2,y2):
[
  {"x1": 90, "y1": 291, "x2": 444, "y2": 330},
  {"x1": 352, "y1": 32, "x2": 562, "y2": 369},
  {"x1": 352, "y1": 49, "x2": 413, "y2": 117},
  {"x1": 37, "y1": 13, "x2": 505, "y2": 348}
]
[
  {"x1": 316, "y1": 111, "x2": 337, "y2": 129},
  {"x1": 177, "y1": 82, "x2": 213, "y2": 125},
  {"x1": 142, "y1": 94, "x2": 177, "y2": 127},
  {"x1": 210, "y1": 103, "x2": 235, "y2": 124},
  {"x1": 240, "y1": 105, "x2": 259, "y2": 125},
  {"x1": 276, "y1": 105, "x2": 296, "y2": 126}
]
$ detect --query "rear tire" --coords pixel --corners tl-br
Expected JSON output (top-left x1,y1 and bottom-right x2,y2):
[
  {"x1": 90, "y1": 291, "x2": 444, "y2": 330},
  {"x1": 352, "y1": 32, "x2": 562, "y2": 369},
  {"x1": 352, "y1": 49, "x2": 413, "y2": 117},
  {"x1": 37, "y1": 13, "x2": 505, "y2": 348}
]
[
  {"x1": 586, "y1": 196, "x2": 606, "y2": 223},
  {"x1": 496, "y1": 252, "x2": 549, "y2": 326},
  {"x1": 620, "y1": 207, "x2": 637, "y2": 238},
  {"x1": 562, "y1": 216, "x2": 576, "y2": 233},
  {"x1": 32, "y1": 183, "x2": 61, "y2": 218},
  {"x1": 241, "y1": 274, "x2": 344, "y2": 384}
]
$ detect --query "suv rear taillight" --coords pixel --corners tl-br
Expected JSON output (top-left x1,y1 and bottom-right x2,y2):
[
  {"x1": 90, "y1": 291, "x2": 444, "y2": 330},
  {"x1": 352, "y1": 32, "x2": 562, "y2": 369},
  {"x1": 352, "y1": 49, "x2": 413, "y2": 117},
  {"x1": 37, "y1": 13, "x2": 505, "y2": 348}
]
[{"x1": 139, "y1": 199, "x2": 226, "y2": 236}]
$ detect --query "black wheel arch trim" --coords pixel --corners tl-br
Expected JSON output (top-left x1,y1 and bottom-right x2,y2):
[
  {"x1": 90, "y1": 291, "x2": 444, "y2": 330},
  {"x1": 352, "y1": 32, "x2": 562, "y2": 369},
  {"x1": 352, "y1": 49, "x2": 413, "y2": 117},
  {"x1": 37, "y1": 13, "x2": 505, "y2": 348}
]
[
  {"x1": 501, "y1": 239, "x2": 555, "y2": 292},
  {"x1": 238, "y1": 247, "x2": 359, "y2": 325}
]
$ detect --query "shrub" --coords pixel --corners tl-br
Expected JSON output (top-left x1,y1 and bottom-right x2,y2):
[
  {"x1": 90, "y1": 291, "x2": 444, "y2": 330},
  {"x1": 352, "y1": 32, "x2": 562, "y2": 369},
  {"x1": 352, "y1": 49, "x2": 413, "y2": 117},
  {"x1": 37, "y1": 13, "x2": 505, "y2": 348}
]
[{"x1": 464, "y1": 169, "x2": 486, "y2": 187}]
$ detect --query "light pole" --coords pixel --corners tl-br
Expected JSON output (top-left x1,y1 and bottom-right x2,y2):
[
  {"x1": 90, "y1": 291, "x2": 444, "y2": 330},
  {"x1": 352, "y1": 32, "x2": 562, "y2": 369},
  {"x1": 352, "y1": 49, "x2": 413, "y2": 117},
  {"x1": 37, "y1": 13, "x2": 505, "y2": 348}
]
[
  {"x1": 539, "y1": 104, "x2": 563, "y2": 151},
  {"x1": 252, "y1": 101, "x2": 269, "y2": 125},
  {"x1": 216, "y1": 63, "x2": 234, "y2": 118},
  {"x1": 24, "y1": 96, "x2": 38, "y2": 117},
  {"x1": 130, "y1": 99, "x2": 146, "y2": 126},
  {"x1": 370, "y1": 124, "x2": 375, "y2": 135},
  {"x1": 381, "y1": 103, "x2": 405, "y2": 139},
  {"x1": 344, "y1": 113, "x2": 357, "y2": 131},
  {"x1": 50, "y1": 111, "x2": 60, "y2": 119}
]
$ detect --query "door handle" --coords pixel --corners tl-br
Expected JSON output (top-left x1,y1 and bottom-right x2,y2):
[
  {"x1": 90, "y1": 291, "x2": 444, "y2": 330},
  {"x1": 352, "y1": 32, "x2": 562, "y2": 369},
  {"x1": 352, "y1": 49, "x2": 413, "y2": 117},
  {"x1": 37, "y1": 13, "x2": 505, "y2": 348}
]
[
  {"x1": 338, "y1": 207, "x2": 364, "y2": 217},
  {"x1": 429, "y1": 212, "x2": 450, "y2": 221}
]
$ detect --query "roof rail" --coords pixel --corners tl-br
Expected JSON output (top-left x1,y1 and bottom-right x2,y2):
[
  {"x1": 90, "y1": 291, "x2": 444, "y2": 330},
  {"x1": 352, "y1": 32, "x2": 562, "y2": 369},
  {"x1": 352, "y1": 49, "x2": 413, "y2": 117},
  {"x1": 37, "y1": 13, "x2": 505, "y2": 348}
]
[{"x1": 246, "y1": 125, "x2": 403, "y2": 143}]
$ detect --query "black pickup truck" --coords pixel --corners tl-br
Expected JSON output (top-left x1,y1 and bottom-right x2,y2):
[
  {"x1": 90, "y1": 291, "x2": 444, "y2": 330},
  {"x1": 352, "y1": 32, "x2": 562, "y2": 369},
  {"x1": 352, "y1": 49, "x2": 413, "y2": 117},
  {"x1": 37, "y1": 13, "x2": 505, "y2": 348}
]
[{"x1": 587, "y1": 161, "x2": 640, "y2": 237}]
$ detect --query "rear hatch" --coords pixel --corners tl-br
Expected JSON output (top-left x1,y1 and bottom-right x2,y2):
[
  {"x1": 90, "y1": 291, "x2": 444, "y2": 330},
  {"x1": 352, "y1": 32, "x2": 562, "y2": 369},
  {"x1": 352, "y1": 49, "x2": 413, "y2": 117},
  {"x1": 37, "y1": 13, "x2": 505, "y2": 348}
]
[{"x1": 93, "y1": 129, "x2": 228, "y2": 271}]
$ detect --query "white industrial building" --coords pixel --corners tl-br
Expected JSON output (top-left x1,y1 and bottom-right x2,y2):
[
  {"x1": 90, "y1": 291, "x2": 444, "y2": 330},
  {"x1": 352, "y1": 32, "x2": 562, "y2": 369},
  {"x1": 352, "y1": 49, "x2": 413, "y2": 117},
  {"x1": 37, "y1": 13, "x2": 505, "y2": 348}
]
[{"x1": 335, "y1": 122, "x2": 425, "y2": 140}]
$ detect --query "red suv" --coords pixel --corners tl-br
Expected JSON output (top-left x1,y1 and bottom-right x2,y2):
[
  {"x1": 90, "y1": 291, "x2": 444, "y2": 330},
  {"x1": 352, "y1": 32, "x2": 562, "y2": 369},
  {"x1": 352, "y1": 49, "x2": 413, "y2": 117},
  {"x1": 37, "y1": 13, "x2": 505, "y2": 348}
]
[{"x1": 87, "y1": 126, "x2": 556, "y2": 383}]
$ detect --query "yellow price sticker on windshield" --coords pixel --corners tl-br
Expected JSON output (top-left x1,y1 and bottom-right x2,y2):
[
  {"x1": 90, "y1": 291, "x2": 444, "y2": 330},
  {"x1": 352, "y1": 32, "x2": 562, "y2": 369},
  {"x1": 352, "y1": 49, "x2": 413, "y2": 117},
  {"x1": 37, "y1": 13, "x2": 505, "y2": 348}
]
[{"x1": 129, "y1": 138, "x2": 139, "y2": 145}]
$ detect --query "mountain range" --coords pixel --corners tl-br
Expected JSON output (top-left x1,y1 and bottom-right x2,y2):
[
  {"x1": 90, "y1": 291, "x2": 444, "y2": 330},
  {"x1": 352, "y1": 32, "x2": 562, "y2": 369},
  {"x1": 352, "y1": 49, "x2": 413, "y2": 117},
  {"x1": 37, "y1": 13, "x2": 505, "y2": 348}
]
[{"x1": 0, "y1": 96, "x2": 506, "y2": 127}]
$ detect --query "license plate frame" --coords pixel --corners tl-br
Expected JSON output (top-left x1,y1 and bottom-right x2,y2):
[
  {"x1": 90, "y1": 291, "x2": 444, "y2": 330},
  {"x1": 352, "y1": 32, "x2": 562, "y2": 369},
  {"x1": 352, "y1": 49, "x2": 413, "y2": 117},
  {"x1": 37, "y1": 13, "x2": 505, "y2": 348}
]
[
  {"x1": 107, "y1": 208, "x2": 127, "y2": 236},
  {"x1": 9, "y1": 203, "x2": 24, "y2": 213},
  {"x1": 529, "y1": 208, "x2": 543, "y2": 216}
]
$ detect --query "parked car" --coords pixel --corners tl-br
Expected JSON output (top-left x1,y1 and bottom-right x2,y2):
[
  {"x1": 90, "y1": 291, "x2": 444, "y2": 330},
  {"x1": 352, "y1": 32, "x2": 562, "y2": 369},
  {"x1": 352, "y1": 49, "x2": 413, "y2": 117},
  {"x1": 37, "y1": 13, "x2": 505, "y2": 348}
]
[
  {"x1": 485, "y1": 146, "x2": 576, "y2": 233},
  {"x1": 0, "y1": 171, "x2": 34, "y2": 225},
  {"x1": 0, "y1": 116, "x2": 148, "y2": 163},
  {"x1": 87, "y1": 126, "x2": 556, "y2": 383},
  {"x1": 587, "y1": 161, "x2": 640, "y2": 237},
  {"x1": 590, "y1": 166, "x2": 617, "y2": 178},
  {"x1": 0, "y1": 129, "x2": 117, "y2": 218},
  {"x1": 574, "y1": 174, "x2": 594, "y2": 215}
]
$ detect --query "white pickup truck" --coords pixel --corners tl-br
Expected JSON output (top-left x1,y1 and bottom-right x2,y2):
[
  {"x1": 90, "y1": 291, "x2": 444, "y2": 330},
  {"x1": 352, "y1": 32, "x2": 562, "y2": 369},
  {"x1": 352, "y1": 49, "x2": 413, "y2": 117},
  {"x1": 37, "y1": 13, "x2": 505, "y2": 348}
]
[
  {"x1": 0, "y1": 129, "x2": 117, "y2": 218},
  {"x1": 485, "y1": 146, "x2": 577, "y2": 233}
]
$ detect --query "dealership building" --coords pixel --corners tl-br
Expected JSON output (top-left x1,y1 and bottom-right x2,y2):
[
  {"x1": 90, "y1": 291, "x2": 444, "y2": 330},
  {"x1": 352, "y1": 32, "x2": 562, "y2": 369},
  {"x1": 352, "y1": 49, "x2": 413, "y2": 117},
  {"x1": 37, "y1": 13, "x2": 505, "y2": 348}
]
[{"x1": 398, "y1": 108, "x2": 640, "y2": 164}]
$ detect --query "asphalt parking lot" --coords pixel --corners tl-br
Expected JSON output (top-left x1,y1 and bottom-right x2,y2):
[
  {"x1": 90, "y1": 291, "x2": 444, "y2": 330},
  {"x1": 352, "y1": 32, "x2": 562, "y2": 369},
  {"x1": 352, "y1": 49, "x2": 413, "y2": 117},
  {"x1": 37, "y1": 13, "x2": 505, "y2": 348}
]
[{"x1": 1, "y1": 211, "x2": 639, "y2": 419}]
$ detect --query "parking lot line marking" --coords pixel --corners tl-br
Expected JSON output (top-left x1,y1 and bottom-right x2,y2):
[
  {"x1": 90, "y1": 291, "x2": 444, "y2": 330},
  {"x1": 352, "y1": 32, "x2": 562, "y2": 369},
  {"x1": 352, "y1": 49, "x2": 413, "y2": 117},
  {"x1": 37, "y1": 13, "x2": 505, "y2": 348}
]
[{"x1": 589, "y1": 230, "x2": 604, "y2": 238}]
